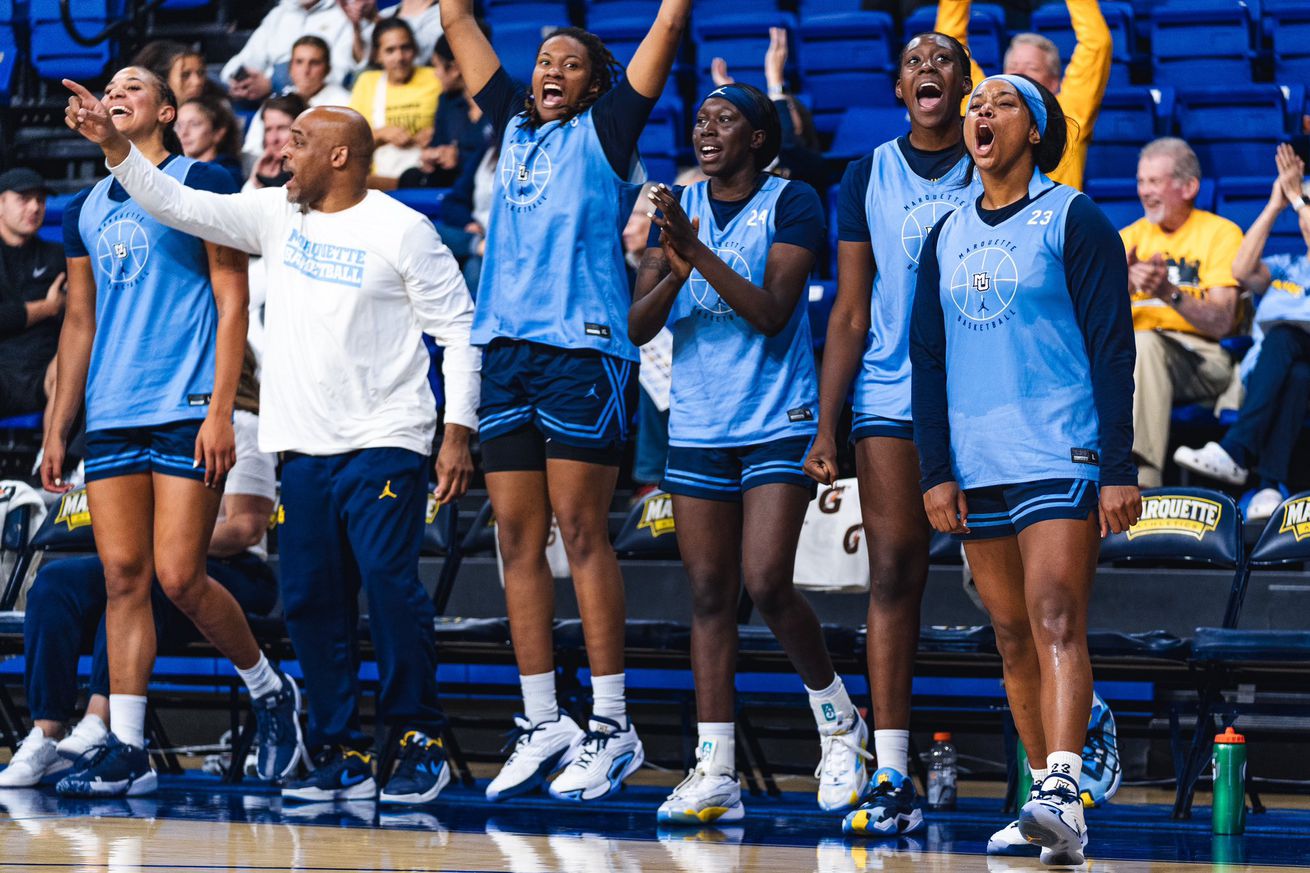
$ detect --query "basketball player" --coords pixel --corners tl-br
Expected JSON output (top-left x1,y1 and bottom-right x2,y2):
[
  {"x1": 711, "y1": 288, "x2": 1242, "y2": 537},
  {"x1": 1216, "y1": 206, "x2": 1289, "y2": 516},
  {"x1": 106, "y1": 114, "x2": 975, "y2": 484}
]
[
  {"x1": 43, "y1": 66, "x2": 301, "y2": 797},
  {"x1": 909, "y1": 74, "x2": 1140, "y2": 865},
  {"x1": 630, "y1": 84, "x2": 865, "y2": 824},
  {"x1": 63, "y1": 80, "x2": 480, "y2": 806},
  {"x1": 441, "y1": 0, "x2": 690, "y2": 801},
  {"x1": 803, "y1": 31, "x2": 973, "y2": 837}
]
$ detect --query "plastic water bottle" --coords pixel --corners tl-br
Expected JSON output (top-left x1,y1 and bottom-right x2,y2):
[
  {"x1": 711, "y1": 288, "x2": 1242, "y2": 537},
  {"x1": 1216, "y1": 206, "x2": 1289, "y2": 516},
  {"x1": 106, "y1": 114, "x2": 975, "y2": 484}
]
[
  {"x1": 928, "y1": 731, "x2": 958, "y2": 810},
  {"x1": 1212, "y1": 727, "x2": 1247, "y2": 835}
]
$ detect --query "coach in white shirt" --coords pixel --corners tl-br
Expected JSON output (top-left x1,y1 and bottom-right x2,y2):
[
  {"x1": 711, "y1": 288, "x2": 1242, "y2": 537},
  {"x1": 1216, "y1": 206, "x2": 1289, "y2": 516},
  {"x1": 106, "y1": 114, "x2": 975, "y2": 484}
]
[{"x1": 64, "y1": 78, "x2": 478, "y2": 804}]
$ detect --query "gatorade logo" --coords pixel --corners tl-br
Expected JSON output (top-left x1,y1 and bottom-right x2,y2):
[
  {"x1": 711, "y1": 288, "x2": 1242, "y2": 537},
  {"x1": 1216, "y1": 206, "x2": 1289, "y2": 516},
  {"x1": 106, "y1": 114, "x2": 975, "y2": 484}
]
[
  {"x1": 821, "y1": 703, "x2": 836, "y2": 722},
  {"x1": 637, "y1": 492, "x2": 676, "y2": 538},
  {"x1": 818, "y1": 485, "x2": 846, "y2": 514},
  {"x1": 1126, "y1": 494, "x2": 1222, "y2": 541},
  {"x1": 1278, "y1": 496, "x2": 1310, "y2": 542},
  {"x1": 842, "y1": 524, "x2": 864, "y2": 555},
  {"x1": 54, "y1": 490, "x2": 92, "y2": 531}
]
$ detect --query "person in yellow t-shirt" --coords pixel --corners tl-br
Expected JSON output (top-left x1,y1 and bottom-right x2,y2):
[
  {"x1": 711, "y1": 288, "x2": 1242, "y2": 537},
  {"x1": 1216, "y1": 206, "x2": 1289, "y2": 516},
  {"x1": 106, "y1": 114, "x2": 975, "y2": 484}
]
[
  {"x1": 349, "y1": 18, "x2": 440, "y2": 181},
  {"x1": 935, "y1": 0, "x2": 1110, "y2": 189},
  {"x1": 1119, "y1": 137, "x2": 1244, "y2": 488}
]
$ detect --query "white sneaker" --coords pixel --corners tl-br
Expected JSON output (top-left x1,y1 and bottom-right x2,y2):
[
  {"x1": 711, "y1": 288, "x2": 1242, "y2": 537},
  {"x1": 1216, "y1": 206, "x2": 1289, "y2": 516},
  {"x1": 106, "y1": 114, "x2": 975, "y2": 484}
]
[
  {"x1": 657, "y1": 736, "x2": 743, "y2": 825},
  {"x1": 548, "y1": 716, "x2": 645, "y2": 801},
  {"x1": 816, "y1": 713, "x2": 873, "y2": 812},
  {"x1": 987, "y1": 819, "x2": 1036, "y2": 856},
  {"x1": 0, "y1": 727, "x2": 71, "y2": 787},
  {"x1": 57, "y1": 716, "x2": 108, "y2": 765},
  {"x1": 1247, "y1": 487, "x2": 1285, "y2": 521},
  {"x1": 1173, "y1": 442, "x2": 1248, "y2": 486},
  {"x1": 1019, "y1": 775, "x2": 1088, "y2": 866},
  {"x1": 485, "y1": 712, "x2": 584, "y2": 801}
]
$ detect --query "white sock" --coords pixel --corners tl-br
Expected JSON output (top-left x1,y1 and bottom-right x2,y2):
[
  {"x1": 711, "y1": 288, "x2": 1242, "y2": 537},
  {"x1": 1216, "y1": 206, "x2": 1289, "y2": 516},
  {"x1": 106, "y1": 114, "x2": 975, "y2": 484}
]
[
  {"x1": 1031, "y1": 765, "x2": 1050, "y2": 783},
  {"x1": 1045, "y1": 750, "x2": 1082, "y2": 789},
  {"x1": 874, "y1": 729, "x2": 910, "y2": 776},
  {"x1": 520, "y1": 671, "x2": 558, "y2": 726},
  {"x1": 696, "y1": 721, "x2": 735, "y2": 773},
  {"x1": 108, "y1": 694, "x2": 147, "y2": 748},
  {"x1": 235, "y1": 653, "x2": 283, "y2": 700},
  {"x1": 806, "y1": 674, "x2": 856, "y2": 734},
  {"x1": 591, "y1": 672, "x2": 627, "y2": 726},
  {"x1": 71, "y1": 713, "x2": 107, "y2": 741}
]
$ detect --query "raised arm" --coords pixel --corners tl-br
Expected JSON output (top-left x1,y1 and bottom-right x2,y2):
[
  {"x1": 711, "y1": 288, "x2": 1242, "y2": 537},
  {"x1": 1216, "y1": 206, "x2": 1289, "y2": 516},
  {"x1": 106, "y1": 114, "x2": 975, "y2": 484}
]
[
  {"x1": 624, "y1": 0, "x2": 692, "y2": 99},
  {"x1": 936, "y1": 0, "x2": 987, "y2": 89},
  {"x1": 1058, "y1": 0, "x2": 1113, "y2": 129},
  {"x1": 440, "y1": 0, "x2": 501, "y2": 98},
  {"x1": 63, "y1": 79, "x2": 268, "y2": 255}
]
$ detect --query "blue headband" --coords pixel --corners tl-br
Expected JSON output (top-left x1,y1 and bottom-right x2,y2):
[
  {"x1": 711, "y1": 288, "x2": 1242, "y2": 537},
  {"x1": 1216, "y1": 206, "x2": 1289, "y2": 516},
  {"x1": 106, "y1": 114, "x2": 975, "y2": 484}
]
[
  {"x1": 973, "y1": 74, "x2": 1047, "y2": 136},
  {"x1": 700, "y1": 84, "x2": 767, "y2": 132}
]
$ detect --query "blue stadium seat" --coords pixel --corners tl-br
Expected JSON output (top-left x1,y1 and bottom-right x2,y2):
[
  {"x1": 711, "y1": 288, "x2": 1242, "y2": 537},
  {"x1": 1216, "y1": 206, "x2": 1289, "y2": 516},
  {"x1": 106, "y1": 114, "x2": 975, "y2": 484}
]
[
  {"x1": 486, "y1": 1, "x2": 570, "y2": 33},
  {"x1": 638, "y1": 97, "x2": 682, "y2": 157},
  {"x1": 1175, "y1": 86, "x2": 1288, "y2": 178},
  {"x1": 1216, "y1": 177, "x2": 1305, "y2": 251},
  {"x1": 1030, "y1": 1, "x2": 1134, "y2": 88},
  {"x1": 0, "y1": 24, "x2": 17, "y2": 101},
  {"x1": 903, "y1": 4, "x2": 1008, "y2": 69},
  {"x1": 584, "y1": 0, "x2": 660, "y2": 27},
  {"x1": 1084, "y1": 86, "x2": 1173, "y2": 181},
  {"x1": 1084, "y1": 175, "x2": 1216, "y2": 233},
  {"x1": 387, "y1": 188, "x2": 449, "y2": 219},
  {"x1": 491, "y1": 20, "x2": 561, "y2": 82},
  {"x1": 826, "y1": 105, "x2": 909, "y2": 160},
  {"x1": 692, "y1": 12, "x2": 797, "y2": 95},
  {"x1": 29, "y1": 0, "x2": 123, "y2": 81},
  {"x1": 798, "y1": 0, "x2": 864, "y2": 20},
  {"x1": 0, "y1": 0, "x2": 23, "y2": 23},
  {"x1": 1150, "y1": 3, "x2": 1254, "y2": 87},
  {"x1": 588, "y1": 16, "x2": 691, "y2": 76},
  {"x1": 1267, "y1": 1, "x2": 1310, "y2": 83},
  {"x1": 798, "y1": 12, "x2": 899, "y2": 130}
]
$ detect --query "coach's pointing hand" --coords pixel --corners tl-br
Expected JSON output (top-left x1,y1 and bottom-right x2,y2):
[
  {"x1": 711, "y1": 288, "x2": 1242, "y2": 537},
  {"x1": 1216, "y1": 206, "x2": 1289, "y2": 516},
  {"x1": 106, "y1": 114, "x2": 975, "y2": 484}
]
[{"x1": 62, "y1": 79, "x2": 131, "y2": 166}]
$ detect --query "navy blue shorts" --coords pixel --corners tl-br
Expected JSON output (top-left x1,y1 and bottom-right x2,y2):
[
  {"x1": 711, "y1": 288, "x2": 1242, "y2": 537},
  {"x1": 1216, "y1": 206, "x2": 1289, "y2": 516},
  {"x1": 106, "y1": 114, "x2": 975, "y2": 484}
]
[
  {"x1": 661, "y1": 435, "x2": 816, "y2": 502},
  {"x1": 83, "y1": 420, "x2": 206, "y2": 483},
  {"x1": 851, "y1": 412, "x2": 913, "y2": 443},
  {"x1": 960, "y1": 478, "x2": 1099, "y2": 540},
  {"x1": 479, "y1": 339, "x2": 637, "y2": 472}
]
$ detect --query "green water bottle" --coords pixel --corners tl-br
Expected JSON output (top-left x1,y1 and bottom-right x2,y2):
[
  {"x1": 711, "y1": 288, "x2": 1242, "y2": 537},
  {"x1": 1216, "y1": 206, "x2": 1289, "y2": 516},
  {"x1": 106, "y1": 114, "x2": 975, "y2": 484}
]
[
  {"x1": 1212, "y1": 727, "x2": 1247, "y2": 835},
  {"x1": 1016, "y1": 738, "x2": 1034, "y2": 802}
]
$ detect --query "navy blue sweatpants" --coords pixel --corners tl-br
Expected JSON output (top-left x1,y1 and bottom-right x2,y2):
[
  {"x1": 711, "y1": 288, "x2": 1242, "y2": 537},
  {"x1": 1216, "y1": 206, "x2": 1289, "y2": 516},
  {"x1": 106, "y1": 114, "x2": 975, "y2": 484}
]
[
  {"x1": 277, "y1": 448, "x2": 443, "y2": 749},
  {"x1": 24, "y1": 553, "x2": 277, "y2": 723}
]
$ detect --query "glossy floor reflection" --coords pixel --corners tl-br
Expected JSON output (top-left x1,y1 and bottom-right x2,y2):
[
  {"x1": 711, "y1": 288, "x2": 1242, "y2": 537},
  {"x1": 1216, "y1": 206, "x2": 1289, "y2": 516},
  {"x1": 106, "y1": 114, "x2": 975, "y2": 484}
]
[{"x1": 1, "y1": 779, "x2": 1308, "y2": 872}]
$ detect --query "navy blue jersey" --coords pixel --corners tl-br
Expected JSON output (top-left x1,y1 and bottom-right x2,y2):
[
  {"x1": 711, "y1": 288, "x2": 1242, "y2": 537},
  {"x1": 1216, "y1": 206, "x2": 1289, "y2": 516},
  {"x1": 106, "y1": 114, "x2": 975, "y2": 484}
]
[
  {"x1": 911, "y1": 173, "x2": 1136, "y2": 490},
  {"x1": 667, "y1": 176, "x2": 822, "y2": 446},
  {"x1": 64, "y1": 156, "x2": 236, "y2": 431}
]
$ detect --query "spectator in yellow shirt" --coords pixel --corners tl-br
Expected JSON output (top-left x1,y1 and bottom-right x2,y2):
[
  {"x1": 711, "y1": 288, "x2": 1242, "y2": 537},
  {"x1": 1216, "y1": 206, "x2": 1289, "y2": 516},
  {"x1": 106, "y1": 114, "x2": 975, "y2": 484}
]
[
  {"x1": 350, "y1": 18, "x2": 441, "y2": 183},
  {"x1": 935, "y1": 0, "x2": 1110, "y2": 188},
  {"x1": 1119, "y1": 137, "x2": 1244, "y2": 488}
]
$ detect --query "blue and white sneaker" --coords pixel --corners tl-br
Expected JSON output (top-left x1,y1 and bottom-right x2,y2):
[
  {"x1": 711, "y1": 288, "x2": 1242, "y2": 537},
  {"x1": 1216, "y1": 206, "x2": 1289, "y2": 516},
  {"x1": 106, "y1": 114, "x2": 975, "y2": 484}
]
[
  {"x1": 281, "y1": 747, "x2": 377, "y2": 803},
  {"x1": 816, "y1": 713, "x2": 873, "y2": 812},
  {"x1": 380, "y1": 731, "x2": 450, "y2": 805},
  {"x1": 1019, "y1": 774, "x2": 1088, "y2": 866},
  {"x1": 1080, "y1": 690, "x2": 1121, "y2": 808},
  {"x1": 841, "y1": 768, "x2": 924, "y2": 837},
  {"x1": 486, "y1": 713, "x2": 585, "y2": 801},
  {"x1": 548, "y1": 716, "x2": 645, "y2": 801},
  {"x1": 55, "y1": 734, "x2": 156, "y2": 797},
  {"x1": 253, "y1": 671, "x2": 305, "y2": 782}
]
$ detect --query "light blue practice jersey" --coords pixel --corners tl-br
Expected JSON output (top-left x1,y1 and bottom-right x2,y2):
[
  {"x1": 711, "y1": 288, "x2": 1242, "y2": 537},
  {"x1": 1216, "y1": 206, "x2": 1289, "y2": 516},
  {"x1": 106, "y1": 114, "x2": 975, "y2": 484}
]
[
  {"x1": 932, "y1": 179, "x2": 1101, "y2": 488},
  {"x1": 857, "y1": 141, "x2": 975, "y2": 421},
  {"x1": 667, "y1": 176, "x2": 818, "y2": 447},
  {"x1": 474, "y1": 110, "x2": 640, "y2": 361}
]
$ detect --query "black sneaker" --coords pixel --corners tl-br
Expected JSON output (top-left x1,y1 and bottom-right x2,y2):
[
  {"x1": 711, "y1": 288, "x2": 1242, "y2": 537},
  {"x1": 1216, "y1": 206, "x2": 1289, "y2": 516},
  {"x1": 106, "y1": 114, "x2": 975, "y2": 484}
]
[
  {"x1": 281, "y1": 747, "x2": 376, "y2": 803},
  {"x1": 252, "y1": 671, "x2": 305, "y2": 781},
  {"x1": 55, "y1": 734, "x2": 156, "y2": 798},
  {"x1": 380, "y1": 731, "x2": 451, "y2": 805}
]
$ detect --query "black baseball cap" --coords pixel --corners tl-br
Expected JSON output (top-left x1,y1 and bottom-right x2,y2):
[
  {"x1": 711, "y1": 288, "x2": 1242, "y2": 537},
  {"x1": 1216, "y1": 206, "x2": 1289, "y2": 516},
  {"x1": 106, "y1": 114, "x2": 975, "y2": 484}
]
[{"x1": 0, "y1": 168, "x2": 52, "y2": 195}]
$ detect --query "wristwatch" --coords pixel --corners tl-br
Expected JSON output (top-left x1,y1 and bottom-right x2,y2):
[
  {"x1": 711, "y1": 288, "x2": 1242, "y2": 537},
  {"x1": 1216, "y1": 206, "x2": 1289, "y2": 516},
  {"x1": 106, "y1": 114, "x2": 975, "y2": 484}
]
[
  {"x1": 1297, "y1": 194, "x2": 1310, "y2": 213},
  {"x1": 1169, "y1": 290, "x2": 1184, "y2": 306}
]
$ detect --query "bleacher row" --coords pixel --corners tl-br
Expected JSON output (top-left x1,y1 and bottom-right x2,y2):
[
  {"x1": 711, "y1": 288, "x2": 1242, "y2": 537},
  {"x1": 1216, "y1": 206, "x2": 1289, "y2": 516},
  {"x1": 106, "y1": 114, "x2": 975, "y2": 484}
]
[{"x1": 2, "y1": 483, "x2": 1310, "y2": 814}]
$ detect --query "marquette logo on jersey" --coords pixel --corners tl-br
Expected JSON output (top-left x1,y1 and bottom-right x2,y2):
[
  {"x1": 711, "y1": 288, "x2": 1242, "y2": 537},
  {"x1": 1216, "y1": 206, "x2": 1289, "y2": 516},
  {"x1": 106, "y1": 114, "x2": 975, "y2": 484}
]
[
  {"x1": 901, "y1": 195, "x2": 964, "y2": 266},
  {"x1": 689, "y1": 245, "x2": 749, "y2": 317},
  {"x1": 283, "y1": 229, "x2": 366, "y2": 288},
  {"x1": 636, "y1": 491, "x2": 676, "y2": 538},
  {"x1": 96, "y1": 217, "x2": 150, "y2": 284},
  {"x1": 54, "y1": 489, "x2": 92, "y2": 531},
  {"x1": 500, "y1": 128, "x2": 567, "y2": 210},
  {"x1": 1278, "y1": 496, "x2": 1310, "y2": 542},
  {"x1": 1126, "y1": 494, "x2": 1222, "y2": 540},
  {"x1": 948, "y1": 241, "x2": 1019, "y2": 326}
]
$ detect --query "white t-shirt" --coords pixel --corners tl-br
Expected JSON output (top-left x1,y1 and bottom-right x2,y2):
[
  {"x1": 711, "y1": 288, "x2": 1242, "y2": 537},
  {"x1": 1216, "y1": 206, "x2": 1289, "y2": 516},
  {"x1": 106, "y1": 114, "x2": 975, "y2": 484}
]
[
  {"x1": 220, "y1": 0, "x2": 365, "y2": 90},
  {"x1": 108, "y1": 145, "x2": 481, "y2": 458},
  {"x1": 221, "y1": 410, "x2": 278, "y2": 560}
]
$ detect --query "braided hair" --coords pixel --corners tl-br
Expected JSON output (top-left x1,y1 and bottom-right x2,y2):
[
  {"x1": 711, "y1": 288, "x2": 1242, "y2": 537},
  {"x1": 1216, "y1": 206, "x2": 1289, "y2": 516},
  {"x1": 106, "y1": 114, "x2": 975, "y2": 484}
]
[{"x1": 524, "y1": 26, "x2": 624, "y2": 126}]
